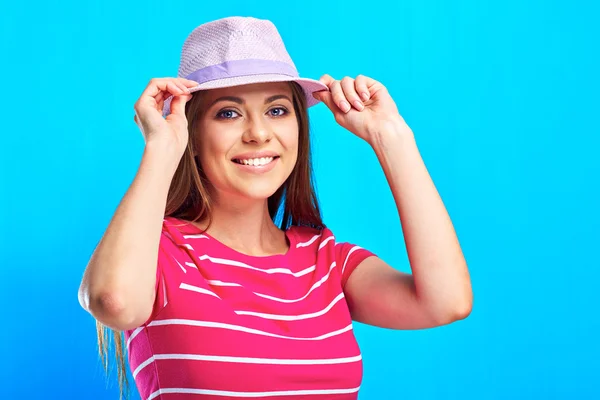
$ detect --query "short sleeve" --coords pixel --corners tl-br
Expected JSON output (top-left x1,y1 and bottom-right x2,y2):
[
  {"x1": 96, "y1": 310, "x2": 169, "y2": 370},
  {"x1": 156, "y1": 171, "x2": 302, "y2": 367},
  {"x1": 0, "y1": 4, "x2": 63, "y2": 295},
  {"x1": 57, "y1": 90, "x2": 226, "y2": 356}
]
[
  {"x1": 144, "y1": 230, "x2": 186, "y2": 325},
  {"x1": 335, "y1": 241, "x2": 377, "y2": 288}
]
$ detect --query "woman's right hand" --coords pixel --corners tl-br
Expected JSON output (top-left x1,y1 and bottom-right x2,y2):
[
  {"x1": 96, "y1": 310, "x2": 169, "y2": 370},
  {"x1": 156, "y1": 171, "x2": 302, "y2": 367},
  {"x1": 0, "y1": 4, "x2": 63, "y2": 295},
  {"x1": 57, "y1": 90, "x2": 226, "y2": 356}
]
[{"x1": 133, "y1": 77, "x2": 199, "y2": 157}]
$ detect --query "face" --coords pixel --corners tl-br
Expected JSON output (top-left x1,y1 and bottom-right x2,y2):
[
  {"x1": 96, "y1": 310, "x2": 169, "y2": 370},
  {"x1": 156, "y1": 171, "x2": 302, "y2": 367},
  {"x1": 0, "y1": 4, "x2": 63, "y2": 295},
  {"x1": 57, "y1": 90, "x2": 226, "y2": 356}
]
[{"x1": 194, "y1": 82, "x2": 299, "y2": 202}]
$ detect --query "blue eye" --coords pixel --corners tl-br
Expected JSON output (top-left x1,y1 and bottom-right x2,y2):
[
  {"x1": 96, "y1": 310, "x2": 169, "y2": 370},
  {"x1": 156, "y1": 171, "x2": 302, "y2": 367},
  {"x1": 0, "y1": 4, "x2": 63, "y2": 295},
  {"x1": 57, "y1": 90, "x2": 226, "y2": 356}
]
[
  {"x1": 216, "y1": 107, "x2": 288, "y2": 120},
  {"x1": 217, "y1": 110, "x2": 239, "y2": 119},
  {"x1": 269, "y1": 107, "x2": 288, "y2": 117}
]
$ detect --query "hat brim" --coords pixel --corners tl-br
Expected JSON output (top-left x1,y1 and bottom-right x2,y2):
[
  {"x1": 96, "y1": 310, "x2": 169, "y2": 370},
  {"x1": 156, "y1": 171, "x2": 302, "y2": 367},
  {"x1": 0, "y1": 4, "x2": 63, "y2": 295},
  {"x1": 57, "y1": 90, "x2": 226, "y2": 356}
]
[{"x1": 162, "y1": 74, "x2": 329, "y2": 116}]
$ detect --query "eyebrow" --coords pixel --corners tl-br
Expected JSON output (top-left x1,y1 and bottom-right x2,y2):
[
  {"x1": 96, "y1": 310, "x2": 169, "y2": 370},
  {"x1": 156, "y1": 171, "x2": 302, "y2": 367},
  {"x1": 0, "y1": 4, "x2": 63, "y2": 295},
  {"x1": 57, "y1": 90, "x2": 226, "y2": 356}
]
[{"x1": 209, "y1": 94, "x2": 292, "y2": 108}]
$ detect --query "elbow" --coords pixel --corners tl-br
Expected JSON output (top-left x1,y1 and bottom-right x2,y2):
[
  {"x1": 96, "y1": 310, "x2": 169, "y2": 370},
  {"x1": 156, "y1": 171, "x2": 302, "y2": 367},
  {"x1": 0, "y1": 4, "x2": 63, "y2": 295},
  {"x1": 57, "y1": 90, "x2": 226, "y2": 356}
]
[
  {"x1": 82, "y1": 287, "x2": 151, "y2": 331},
  {"x1": 88, "y1": 291, "x2": 127, "y2": 319},
  {"x1": 448, "y1": 295, "x2": 473, "y2": 323},
  {"x1": 456, "y1": 284, "x2": 474, "y2": 320},
  {"x1": 431, "y1": 295, "x2": 473, "y2": 326},
  {"x1": 453, "y1": 299, "x2": 473, "y2": 321},
  {"x1": 446, "y1": 273, "x2": 473, "y2": 322}
]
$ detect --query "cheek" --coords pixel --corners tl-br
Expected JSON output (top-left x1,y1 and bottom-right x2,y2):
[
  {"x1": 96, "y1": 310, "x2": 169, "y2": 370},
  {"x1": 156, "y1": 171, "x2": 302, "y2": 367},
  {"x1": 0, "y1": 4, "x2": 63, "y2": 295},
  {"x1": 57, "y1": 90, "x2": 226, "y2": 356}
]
[
  {"x1": 280, "y1": 119, "x2": 300, "y2": 152},
  {"x1": 196, "y1": 127, "x2": 233, "y2": 176},
  {"x1": 279, "y1": 142, "x2": 299, "y2": 181}
]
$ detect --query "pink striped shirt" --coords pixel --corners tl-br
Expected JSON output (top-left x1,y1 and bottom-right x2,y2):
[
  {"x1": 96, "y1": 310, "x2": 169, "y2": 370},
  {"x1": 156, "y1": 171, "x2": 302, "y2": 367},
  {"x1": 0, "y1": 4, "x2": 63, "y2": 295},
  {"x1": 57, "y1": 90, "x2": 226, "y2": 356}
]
[{"x1": 125, "y1": 216, "x2": 375, "y2": 400}]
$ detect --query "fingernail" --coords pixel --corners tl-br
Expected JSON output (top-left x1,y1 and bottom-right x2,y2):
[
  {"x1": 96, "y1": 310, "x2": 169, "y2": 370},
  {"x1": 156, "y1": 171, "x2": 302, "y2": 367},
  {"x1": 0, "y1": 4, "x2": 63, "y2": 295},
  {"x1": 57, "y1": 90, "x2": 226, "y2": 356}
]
[
  {"x1": 361, "y1": 92, "x2": 370, "y2": 101},
  {"x1": 353, "y1": 100, "x2": 364, "y2": 111},
  {"x1": 340, "y1": 101, "x2": 351, "y2": 112}
]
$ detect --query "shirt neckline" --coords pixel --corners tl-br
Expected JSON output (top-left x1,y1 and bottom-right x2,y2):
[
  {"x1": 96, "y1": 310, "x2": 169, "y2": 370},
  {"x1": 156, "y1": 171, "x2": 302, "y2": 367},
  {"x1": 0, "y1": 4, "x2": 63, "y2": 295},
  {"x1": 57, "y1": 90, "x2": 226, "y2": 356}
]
[{"x1": 165, "y1": 216, "x2": 298, "y2": 261}]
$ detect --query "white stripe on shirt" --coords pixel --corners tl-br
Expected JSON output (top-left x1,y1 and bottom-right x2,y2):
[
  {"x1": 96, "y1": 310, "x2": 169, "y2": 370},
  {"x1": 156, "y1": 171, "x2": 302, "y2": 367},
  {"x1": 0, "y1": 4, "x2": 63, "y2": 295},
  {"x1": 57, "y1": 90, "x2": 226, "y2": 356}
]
[
  {"x1": 147, "y1": 319, "x2": 354, "y2": 341},
  {"x1": 175, "y1": 283, "x2": 345, "y2": 321},
  {"x1": 126, "y1": 327, "x2": 144, "y2": 349},
  {"x1": 318, "y1": 236, "x2": 335, "y2": 250},
  {"x1": 234, "y1": 292, "x2": 345, "y2": 321},
  {"x1": 183, "y1": 234, "x2": 210, "y2": 239},
  {"x1": 295, "y1": 234, "x2": 321, "y2": 248},
  {"x1": 341, "y1": 245, "x2": 363, "y2": 275},
  {"x1": 179, "y1": 282, "x2": 221, "y2": 298},
  {"x1": 135, "y1": 353, "x2": 361, "y2": 378},
  {"x1": 170, "y1": 254, "x2": 187, "y2": 273},
  {"x1": 199, "y1": 254, "x2": 316, "y2": 277},
  {"x1": 147, "y1": 386, "x2": 361, "y2": 399},
  {"x1": 204, "y1": 262, "x2": 337, "y2": 303}
]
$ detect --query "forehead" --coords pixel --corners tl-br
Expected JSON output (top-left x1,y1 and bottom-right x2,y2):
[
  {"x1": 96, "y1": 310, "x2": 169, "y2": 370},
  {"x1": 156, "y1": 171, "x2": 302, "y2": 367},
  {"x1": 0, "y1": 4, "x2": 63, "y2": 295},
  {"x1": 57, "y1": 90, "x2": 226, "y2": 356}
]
[{"x1": 201, "y1": 81, "x2": 293, "y2": 103}]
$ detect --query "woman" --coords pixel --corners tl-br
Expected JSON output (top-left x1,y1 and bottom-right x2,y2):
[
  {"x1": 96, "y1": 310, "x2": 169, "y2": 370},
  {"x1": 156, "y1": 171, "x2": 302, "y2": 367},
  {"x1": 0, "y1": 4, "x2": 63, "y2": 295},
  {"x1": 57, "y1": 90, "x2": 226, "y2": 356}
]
[{"x1": 78, "y1": 16, "x2": 472, "y2": 400}]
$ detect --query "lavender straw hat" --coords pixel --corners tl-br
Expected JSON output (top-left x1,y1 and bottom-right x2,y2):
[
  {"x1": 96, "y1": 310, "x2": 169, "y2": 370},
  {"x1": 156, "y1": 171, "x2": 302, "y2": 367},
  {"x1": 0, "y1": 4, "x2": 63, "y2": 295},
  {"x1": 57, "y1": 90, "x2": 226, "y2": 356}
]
[{"x1": 162, "y1": 17, "x2": 329, "y2": 116}]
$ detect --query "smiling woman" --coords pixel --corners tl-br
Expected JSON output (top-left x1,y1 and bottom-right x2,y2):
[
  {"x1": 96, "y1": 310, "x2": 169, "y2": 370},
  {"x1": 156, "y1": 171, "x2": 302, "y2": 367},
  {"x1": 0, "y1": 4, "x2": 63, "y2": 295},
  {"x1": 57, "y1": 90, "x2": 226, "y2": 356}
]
[
  {"x1": 190, "y1": 82, "x2": 302, "y2": 203},
  {"x1": 78, "y1": 15, "x2": 472, "y2": 400},
  {"x1": 171, "y1": 79, "x2": 321, "y2": 230}
]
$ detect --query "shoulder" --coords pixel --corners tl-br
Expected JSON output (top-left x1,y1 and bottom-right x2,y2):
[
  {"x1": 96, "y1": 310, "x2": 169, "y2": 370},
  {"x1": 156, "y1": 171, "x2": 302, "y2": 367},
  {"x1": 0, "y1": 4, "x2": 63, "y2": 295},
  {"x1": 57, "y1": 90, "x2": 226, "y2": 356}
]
[
  {"x1": 161, "y1": 216, "x2": 208, "y2": 242},
  {"x1": 158, "y1": 216, "x2": 210, "y2": 258},
  {"x1": 287, "y1": 224, "x2": 325, "y2": 239},
  {"x1": 287, "y1": 224, "x2": 337, "y2": 248},
  {"x1": 289, "y1": 224, "x2": 375, "y2": 265},
  {"x1": 163, "y1": 216, "x2": 196, "y2": 234}
]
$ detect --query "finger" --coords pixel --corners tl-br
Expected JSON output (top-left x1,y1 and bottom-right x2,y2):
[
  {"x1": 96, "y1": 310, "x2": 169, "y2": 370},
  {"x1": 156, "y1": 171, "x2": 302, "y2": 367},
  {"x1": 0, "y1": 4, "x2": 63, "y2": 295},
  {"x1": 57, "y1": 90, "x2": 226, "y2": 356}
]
[
  {"x1": 140, "y1": 78, "x2": 169, "y2": 98},
  {"x1": 340, "y1": 76, "x2": 364, "y2": 111},
  {"x1": 166, "y1": 80, "x2": 196, "y2": 101},
  {"x1": 173, "y1": 82, "x2": 189, "y2": 94},
  {"x1": 319, "y1": 74, "x2": 336, "y2": 87},
  {"x1": 134, "y1": 80, "x2": 175, "y2": 122},
  {"x1": 355, "y1": 75, "x2": 371, "y2": 102},
  {"x1": 141, "y1": 78, "x2": 191, "y2": 100},
  {"x1": 177, "y1": 78, "x2": 200, "y2": 88},
  {"x1": 169, "y1": 93, "x2": 193, "y2": 118},
  {"x1": 329, "y1": 80, "x2": 351, "y2": 113},
  {"x1": 174, "y1": 78, "x2": 198, "y2": 93},
  {"x1": 152, "y1": 86, "x2": 170, "y2": 112},
  {"x1": 166, "y1": 81, "x2": 188, "y2": 97}
]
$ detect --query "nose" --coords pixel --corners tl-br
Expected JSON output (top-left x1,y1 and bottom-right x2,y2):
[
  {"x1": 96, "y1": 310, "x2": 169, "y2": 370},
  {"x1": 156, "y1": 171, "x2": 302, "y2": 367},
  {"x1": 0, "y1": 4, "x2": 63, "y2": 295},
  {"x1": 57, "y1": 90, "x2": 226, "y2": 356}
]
[{"x1": 242, "y1": 114, "x2": 272, "y2": 144}]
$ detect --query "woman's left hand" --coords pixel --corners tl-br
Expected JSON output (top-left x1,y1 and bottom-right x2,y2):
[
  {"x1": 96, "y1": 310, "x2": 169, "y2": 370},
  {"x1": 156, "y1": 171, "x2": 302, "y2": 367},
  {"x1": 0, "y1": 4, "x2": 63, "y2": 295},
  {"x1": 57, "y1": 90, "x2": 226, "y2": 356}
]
[{"x1": 313, "y1": 74, "x2": 411, "y2": 143}]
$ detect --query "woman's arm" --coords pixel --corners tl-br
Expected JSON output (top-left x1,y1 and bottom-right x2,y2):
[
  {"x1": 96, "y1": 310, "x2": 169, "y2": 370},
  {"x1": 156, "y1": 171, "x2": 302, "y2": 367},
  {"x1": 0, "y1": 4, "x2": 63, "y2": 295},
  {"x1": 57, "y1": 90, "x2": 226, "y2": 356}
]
[
  {"x1": 79, "y1": 78, "x2": 195, "y2": 331},
  {"x1": 345, "y1": 125, "x2": 472, "y2": 329},
  {"x1": 314, "y1": 74, "x2": 472, "y2": 329},
  {"x1": 78, "y1": 145, "x2": 180, "y2": 331}
]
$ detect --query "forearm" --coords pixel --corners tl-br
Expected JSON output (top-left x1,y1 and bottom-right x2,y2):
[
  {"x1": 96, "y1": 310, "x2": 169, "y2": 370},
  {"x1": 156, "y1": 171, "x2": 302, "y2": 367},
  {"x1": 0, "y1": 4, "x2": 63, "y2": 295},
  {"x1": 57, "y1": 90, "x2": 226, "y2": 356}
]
[
  {"x1": 79, "y1": 144, "x2": 181, "y2": 328},
  {"x1": 369, "y1": 123, "x2": 472, "y2": 321}
]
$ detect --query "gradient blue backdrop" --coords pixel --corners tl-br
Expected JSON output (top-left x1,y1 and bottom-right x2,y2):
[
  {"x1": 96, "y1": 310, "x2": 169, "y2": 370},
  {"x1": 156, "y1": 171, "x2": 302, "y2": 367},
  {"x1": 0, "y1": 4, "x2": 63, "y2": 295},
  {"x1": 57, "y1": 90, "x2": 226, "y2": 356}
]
[{"x1": 1, "y1": 0, "x2": 598, "y2": 399}]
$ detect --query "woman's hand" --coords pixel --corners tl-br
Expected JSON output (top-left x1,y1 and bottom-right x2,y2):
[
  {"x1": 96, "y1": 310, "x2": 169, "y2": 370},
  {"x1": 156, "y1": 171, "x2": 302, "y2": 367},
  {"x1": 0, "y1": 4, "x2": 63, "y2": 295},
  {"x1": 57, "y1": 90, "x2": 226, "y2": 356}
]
[
  {"x1": 313, "y1": 74, "x2": 410, "y2": 143},
  {"x1": 133, "y1": 77, "x2": 198, "y2": 156}
]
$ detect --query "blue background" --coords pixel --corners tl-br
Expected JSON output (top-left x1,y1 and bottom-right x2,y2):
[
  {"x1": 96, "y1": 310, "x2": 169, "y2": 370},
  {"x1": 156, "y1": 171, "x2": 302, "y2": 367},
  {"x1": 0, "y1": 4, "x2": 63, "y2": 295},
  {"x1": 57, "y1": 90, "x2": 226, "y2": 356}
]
[{"x1": 1, "y1": 0, "x2": 598, "y2": 399}]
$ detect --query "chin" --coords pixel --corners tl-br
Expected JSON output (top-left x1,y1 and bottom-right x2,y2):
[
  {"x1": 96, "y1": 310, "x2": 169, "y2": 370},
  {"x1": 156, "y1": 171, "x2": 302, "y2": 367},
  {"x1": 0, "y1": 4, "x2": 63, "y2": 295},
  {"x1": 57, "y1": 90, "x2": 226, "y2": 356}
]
[
  {"x1": 234, "y1": 181, "x2": 284, "y2": 200},
  {"x1": 208, "y1": 159, "x2": 293, "y2": 202},
  {"x1": 224, "y1": 160, "x2": 292, "y2": 200}
]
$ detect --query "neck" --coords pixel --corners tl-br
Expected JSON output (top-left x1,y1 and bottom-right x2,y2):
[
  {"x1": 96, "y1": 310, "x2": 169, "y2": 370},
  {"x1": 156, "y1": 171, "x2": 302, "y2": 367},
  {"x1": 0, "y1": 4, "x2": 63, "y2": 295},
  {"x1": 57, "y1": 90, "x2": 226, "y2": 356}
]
[{"x1": 196, "y1": 192, "x2": 287, "y2": 257}]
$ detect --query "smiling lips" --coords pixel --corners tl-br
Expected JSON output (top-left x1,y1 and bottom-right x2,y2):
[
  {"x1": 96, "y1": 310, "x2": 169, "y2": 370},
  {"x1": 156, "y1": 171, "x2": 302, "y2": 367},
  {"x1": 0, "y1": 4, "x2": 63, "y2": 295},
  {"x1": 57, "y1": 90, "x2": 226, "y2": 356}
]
[
  {"x1": 232, "y1": 153, "x2": 280, "y2": 173},
  {"x1": 233, "y1": 156, "x2": 276, "y2": 166}
]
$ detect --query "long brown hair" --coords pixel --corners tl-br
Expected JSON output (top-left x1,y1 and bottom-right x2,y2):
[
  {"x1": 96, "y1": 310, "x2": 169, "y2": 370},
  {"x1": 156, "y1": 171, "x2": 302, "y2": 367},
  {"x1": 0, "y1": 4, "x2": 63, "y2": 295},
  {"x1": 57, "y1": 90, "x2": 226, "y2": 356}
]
[{"x1": 96, "y1": 81, "x2": 324, "y2": 399}]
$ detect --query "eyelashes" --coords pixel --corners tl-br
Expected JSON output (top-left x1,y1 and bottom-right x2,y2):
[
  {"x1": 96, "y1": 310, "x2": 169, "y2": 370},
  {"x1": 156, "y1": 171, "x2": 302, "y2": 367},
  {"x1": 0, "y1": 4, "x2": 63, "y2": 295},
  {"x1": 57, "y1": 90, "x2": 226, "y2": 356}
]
[
  {"x1": 216, "y1": 107, "x2": 289, "y2": 120},
  {"x1": 216, "y1": 109, "x2": 239, "y2": 119}
]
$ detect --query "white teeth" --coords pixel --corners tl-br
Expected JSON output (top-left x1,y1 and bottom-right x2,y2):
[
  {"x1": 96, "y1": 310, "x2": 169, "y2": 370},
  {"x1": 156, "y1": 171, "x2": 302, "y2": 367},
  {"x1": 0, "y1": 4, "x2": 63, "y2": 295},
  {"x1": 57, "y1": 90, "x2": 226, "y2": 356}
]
[{"x1": 238, "y1": 157, "x2": 274, "y2": 166}]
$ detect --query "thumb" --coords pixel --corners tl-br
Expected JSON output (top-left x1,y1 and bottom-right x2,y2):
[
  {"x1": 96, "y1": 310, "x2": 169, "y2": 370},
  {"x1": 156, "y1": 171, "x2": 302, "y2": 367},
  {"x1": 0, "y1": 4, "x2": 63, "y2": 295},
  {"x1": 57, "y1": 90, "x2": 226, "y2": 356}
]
[{"x1": 313, "y1": 90, "x2": 335, "y2": 111}]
